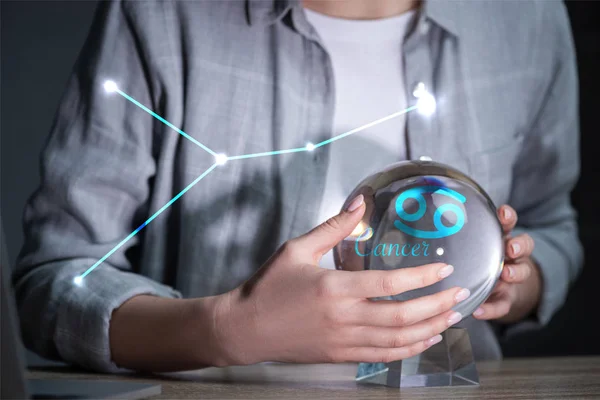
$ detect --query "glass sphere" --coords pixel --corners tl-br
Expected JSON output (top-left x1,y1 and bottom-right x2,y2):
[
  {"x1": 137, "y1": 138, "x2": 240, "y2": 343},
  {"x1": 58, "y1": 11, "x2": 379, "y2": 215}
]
[{"x1": 334, "y1": 160, "x2": 504, "y2": 317}]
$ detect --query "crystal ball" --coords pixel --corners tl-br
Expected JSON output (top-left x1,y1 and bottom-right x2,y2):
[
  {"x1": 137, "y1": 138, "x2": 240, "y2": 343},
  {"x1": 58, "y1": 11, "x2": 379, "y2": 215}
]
[{"x1": 333, "y1": 160, "x2": 504, "y2": 316}]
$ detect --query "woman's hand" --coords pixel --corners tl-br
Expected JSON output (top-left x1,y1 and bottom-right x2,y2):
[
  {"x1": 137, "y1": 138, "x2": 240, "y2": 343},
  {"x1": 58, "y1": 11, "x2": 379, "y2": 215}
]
[
  {"x1": 214, "y1": 195, "x2": 471, "y2": 366},
  {"x1": 472, "y1": 205, "x2": 542, "y2": 323}
]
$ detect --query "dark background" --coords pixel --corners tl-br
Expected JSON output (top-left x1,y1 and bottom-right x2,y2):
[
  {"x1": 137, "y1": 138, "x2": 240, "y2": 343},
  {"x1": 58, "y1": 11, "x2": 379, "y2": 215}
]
[{"x1": 1, "y1": 0, "x2": 599, "y2": 364}]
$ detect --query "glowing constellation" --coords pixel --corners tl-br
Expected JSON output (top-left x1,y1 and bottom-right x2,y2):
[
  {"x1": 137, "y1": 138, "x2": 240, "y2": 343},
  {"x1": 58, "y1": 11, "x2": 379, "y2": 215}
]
[{"x1": 74, "y1": 80, "x2": 435, "y2": 285}]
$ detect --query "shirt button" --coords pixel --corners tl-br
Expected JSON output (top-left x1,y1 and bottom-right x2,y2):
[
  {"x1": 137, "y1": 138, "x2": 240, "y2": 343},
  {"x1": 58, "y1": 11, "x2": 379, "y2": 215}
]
[
  {"x1": 412, "y1": 82, "x2": 426, "y2": 98},
  {"x1": 419, "y1": 156, "x2": 432, "y2": 161},
  {"x1": 420, "y1": 20, "x2": 430, "y2": 35}
]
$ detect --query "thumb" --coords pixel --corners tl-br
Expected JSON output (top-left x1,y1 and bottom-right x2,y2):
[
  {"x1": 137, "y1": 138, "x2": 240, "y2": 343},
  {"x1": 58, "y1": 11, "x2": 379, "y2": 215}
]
[{"x1": 296, "y1": 194, "x2": 366, "y2": 262}]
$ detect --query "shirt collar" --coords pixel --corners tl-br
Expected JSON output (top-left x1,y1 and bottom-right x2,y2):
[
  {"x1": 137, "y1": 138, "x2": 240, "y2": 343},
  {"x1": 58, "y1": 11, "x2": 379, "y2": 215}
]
[
  {"x1": 246, "y1": 0, "x2": 295, "y2": 26},
  {"x1": 246, "y1": 0, "x2": 461, "y2": 38},
  {"x1": 423, "y1": 0, "x2": 461, "y2": 37}
]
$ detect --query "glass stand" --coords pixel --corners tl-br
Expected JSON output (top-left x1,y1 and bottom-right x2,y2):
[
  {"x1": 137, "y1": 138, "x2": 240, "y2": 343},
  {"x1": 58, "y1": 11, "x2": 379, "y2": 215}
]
[{"x1": 355, "y1": 327, "x2": 479, "y2": 388}]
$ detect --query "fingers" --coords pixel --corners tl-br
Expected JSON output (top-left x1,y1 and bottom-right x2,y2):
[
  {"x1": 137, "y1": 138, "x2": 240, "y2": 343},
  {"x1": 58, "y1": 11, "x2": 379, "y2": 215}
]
[
  {"x1": 328, "y1": 263, "x2": 453, "y2": 298},
  {"x1": 505, "y1": 234, "x2": 534, "y2": 260},
  {"x1": 501, "y1": 260, "x2": 532, "y2": 283},
  {"x1": 501, "y1": 233, "x2": 534, "y2": 283},
  {"x1": 497, "y1": 205, "x2": 517, "y2": 234},
  {"x1": 295, "y1": 194, "x2": 366, "y2": 262},
  {"x1": 351, "y1": 309, "x2": 462, "y2": 348},
  {"x1": 472, "y1": 282, "x2": 513, "y2": 320},
  {"x1": 338, "y1": 337, "x2": 441, "y2": 364},
  {"x1": 354, "y1": 286, "x2": 469, "y2": 327}
]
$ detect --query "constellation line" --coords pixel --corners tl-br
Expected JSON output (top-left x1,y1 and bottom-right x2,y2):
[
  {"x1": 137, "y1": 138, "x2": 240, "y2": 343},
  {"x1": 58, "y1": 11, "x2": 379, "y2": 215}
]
[
  {"x1": 227, "y1": 105, "x2": 419, "y2": 161},
  {"x1": 81, "y1": 80, "x2": 425, "y2": 282},
  {"x1": 78, "y1": 163, "x2": 218, "y2": 279},
  {"x1": 228, "y1": 147, "x2": 308, "y2": 160},
  {"x1": 314, "y1": 105, "x2": 418, "y2": 148},
  {"x1": 116, "y1": 88, "x2": 217, "y2": 156}
]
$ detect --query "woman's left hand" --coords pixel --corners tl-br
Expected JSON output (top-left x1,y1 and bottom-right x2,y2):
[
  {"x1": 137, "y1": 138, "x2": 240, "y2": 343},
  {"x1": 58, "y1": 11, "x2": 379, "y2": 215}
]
[{"x1": 472, "y1": 205, "x2": 542, "y2": 324}]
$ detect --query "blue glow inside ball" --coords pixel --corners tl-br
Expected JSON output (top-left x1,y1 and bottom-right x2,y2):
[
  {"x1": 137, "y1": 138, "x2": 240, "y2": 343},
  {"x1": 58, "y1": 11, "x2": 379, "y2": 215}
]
[{"x1": 333, "y1": 160, "x2": 504, "y2": 316}]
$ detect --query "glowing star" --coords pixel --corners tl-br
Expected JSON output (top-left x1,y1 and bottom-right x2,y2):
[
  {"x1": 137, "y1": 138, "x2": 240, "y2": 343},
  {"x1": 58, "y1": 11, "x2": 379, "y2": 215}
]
[
  {"x1": 306, "y1": 142, "x2": 315, "y2": 151},
  {"x1": 416, "y1": 92, "x2": 436, "y2": 116},
  {"x1": 412, "y1": 82, "x2": 426, "y2": 98},
  {"x1": 73, "y1": 276, "x2": 83, "y2": 286},
  {"x1": 103, "y1": 80, "x2": 118, "y2": 93},
  {"x1": 215, "y1": 153, "x2": 228, "y2": 165}
]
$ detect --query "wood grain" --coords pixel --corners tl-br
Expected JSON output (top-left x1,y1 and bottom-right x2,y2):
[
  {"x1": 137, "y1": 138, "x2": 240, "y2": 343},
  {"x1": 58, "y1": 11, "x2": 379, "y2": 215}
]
[{"x1": 28, "y1": 356, "x2": 600, "y2": 399}]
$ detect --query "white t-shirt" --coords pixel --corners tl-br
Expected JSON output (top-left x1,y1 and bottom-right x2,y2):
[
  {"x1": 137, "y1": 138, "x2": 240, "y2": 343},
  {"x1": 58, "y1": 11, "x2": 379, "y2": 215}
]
[{"x1": 304, "y1": 8, "x2": 416, "y2": 270}]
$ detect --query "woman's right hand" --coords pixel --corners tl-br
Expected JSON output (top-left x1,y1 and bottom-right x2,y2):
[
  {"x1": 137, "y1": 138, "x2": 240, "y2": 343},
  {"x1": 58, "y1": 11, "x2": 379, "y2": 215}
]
[{"x1": 213, "y1": 195, "x2": 470, "y2": 366}]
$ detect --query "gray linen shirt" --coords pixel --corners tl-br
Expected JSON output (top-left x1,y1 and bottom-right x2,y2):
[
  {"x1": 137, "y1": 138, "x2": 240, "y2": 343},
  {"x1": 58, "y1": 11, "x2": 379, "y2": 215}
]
[{"x1": 14, "y1": 0, "x2": 582, "y2": 372}]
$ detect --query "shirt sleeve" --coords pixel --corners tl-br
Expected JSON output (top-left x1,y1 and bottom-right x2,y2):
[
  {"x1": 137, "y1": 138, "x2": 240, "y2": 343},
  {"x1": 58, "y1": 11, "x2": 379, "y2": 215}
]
[
  {"x1": 12, "y1": 0, "x2": 181, "y2": 372},
  {"x1": 507, "y1": 1, "x2": 583, "y2": 329}
]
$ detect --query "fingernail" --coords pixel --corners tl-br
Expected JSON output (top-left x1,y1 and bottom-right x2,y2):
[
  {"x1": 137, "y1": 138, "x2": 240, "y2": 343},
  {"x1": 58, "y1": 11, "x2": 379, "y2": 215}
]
[
  {"x1": 346, "y1": 194, "x2": 364, "y2": 212},
  {"x1": 438, "y1": 264, "x2": 454, "y2": 279},
  {"x1": 473, "y1": 308, "x2": 484, "y2": 317},
  {"x1": 506, "y1": 266, "x2": 515, "y2": 279},
  {"x1": 426, "y1": 334, "x2": 443, "y2": 347},
  {"x1": 447, "y1": 312, "x2": 462, "y2": 326},
  {"x1": 503, "y1": 207, "x2": 512, "y2": 220},
  {"x1": 454, "y1": 288, "x2": 470, "y2": 303},
  {"x1": 511, "y1": 242, "x2": 521, "y2": 256}
]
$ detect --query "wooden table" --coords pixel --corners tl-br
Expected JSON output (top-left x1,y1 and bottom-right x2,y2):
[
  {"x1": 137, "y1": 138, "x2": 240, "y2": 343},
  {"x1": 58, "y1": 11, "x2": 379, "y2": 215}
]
[{"x1": 28, "y1": 356, "x2": 600, "y2": 399}]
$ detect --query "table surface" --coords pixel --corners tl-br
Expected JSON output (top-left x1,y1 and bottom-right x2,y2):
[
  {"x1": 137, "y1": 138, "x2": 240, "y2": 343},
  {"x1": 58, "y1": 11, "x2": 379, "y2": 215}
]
[{"x1": 28, "y1": 356, "x2": 600, "y2": 399}]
